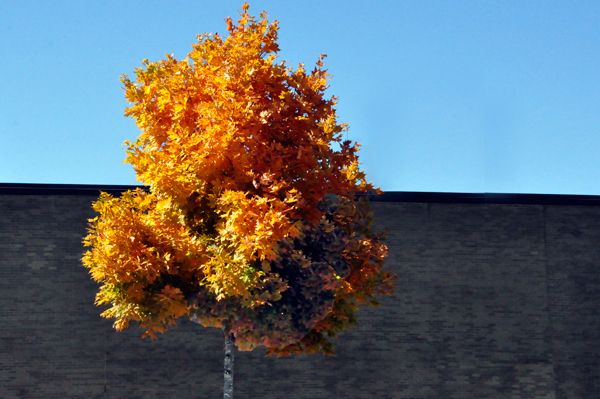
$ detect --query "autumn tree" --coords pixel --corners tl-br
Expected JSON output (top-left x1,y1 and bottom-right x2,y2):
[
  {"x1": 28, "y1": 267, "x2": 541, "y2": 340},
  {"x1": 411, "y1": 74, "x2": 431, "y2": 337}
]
[{"x1": 82, "y1": 3, "x2": 396, "y2": 397}]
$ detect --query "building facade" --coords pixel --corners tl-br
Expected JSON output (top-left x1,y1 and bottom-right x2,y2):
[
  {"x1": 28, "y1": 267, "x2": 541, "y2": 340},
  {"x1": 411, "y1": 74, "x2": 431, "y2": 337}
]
[{"x1": 1, "y1": 183, "x2": 599, "y2": 399}]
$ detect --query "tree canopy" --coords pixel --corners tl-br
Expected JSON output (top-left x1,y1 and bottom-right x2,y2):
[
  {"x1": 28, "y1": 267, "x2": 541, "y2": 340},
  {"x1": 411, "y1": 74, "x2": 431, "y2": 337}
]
[{"x1": 82, "y1": 2, "x2": 397, "y2": 357}]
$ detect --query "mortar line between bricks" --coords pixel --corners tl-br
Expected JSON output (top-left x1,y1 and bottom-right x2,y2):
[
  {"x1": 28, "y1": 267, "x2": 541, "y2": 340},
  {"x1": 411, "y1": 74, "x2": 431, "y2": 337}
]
[
  {"x1": 543, "y1": 204, "x2": 559, "y2": 397},
  {"x1": 104, "y1": 327, "x2": 107, "y2": 398}
]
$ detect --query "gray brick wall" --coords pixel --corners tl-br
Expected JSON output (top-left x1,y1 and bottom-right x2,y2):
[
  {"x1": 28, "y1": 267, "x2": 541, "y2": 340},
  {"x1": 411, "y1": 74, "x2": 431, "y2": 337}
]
[{"x1": 1, "y1": 192, "x2": 599, "y2": 398}]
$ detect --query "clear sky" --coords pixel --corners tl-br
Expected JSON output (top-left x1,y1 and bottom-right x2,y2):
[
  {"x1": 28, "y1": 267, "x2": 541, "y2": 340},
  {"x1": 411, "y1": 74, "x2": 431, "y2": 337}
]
[{"x1": 2, "y1": 0, "x2": 599, "y2": 195}]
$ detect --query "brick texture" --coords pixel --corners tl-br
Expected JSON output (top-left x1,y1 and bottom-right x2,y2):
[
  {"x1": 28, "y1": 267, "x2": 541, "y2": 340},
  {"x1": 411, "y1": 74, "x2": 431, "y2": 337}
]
[{"x1": 1, "y1": 193, "x2": 599, "y2": 398}]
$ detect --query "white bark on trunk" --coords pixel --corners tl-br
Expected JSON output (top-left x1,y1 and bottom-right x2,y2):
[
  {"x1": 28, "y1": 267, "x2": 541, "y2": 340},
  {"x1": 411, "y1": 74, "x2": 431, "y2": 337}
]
[{"x1": 223, "y1": 331, "x2": 235, "y2": 399}]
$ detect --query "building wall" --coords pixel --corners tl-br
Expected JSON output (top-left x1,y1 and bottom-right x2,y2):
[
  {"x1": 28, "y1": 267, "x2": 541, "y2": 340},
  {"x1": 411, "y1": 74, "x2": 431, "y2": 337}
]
[{"x1": 1, "y1": 186, "x2": 599, "y2": 399}]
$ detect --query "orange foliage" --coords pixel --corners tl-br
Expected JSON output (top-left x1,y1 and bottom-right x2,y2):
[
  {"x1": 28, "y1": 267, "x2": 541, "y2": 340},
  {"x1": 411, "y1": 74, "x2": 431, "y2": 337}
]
[{"x1": 83, "y1": 2, "x2": 397, "y2": 354}]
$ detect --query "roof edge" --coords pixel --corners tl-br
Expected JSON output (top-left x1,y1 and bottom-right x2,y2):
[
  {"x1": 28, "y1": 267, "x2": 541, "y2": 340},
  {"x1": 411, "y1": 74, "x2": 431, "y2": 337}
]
[
  {"x1": 362, "y1": 191, "x2": 600, "y2": 206},
  {"x1": 0, "y1": 183, "x2": 146, "y2": 197},
  {"x1": 1, "y1": 183, "x2": 600, "y2": 206}
]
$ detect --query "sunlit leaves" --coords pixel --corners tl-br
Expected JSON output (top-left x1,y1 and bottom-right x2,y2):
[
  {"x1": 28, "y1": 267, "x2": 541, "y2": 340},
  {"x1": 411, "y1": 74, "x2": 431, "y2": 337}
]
[
  {"x1": 83, "y1": 2, "x2": 396, "y2": 355},
  {"x1": 83, "y1": 189, "x2": 207, "y2": 338}
]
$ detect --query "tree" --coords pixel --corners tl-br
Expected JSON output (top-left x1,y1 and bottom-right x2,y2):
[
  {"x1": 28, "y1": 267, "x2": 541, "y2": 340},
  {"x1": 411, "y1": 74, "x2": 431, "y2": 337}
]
[{"x1": 82, "y1": 3, "x2": 397, "y2": 397}]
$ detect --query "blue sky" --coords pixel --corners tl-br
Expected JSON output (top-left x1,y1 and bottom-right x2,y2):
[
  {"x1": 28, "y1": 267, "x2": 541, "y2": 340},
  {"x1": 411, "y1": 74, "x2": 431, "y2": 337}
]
[{"x1": 1, "y1": 0, "x2": 599, "y2": 195}]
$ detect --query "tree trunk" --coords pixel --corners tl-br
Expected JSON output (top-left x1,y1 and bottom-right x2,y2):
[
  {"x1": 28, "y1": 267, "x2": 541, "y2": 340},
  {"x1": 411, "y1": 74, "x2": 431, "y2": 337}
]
[{"x1": 223, "y1": 331, "x2": 235, "y2": 399}]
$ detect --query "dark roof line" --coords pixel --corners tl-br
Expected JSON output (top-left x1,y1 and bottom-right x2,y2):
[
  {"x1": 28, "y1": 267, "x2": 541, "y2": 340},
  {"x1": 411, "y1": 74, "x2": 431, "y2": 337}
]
[
  {"x1": 362, "y1": 191, "x2": 600, "y2": 206},
  {"x1": 0, "y1": 183, "x2": 146, "y2": 197},
  {"x1": 1, "y1": 183, "x2": 600, "y2": 206}
]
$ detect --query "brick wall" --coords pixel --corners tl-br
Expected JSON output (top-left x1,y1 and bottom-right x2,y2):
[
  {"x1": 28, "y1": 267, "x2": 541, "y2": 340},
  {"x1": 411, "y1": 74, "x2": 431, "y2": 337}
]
[{"x1": 1, "y1": 188, "x2": 599, "y2": 398}]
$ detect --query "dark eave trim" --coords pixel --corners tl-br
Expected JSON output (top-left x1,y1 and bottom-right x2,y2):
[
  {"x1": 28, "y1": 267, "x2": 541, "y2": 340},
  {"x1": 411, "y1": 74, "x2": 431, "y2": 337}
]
[
  {"x1": 0, "y1": 183, "x2": 147, "y2": 197},
  {"x1": 361, "y1": 191, "x2": 600, "y2": 206},
  {"x1": 1, "y1": 183, "x2": 600, "y2": 206}
]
